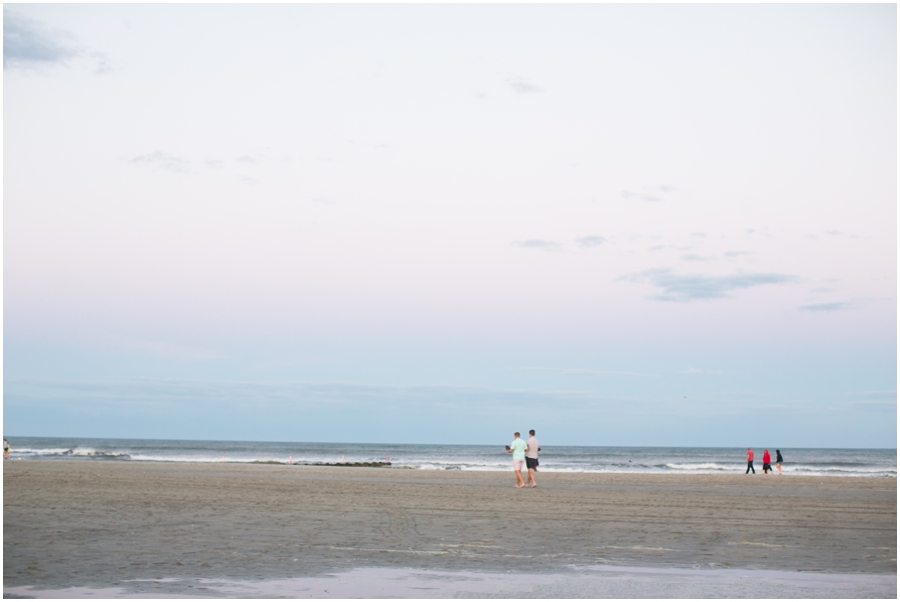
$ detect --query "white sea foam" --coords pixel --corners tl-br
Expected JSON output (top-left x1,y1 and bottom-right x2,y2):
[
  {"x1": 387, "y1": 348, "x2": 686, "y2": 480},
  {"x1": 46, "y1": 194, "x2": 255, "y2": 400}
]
[{"x1": 666, "y1": 462, "x2": 733, "y2": 471}]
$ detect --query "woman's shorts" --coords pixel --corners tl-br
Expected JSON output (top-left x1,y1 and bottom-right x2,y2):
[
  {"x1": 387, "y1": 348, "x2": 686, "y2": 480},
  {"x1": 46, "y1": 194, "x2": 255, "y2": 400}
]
[
  {"x1": 762, "y1": 463, "x2": 772, "y2": 471},
  {"x1": 525, "y1": 457, "x2": 539, "y2": 470},
  {"x1": 513, "y1": 459, "x2": 525, "y2": 471}
]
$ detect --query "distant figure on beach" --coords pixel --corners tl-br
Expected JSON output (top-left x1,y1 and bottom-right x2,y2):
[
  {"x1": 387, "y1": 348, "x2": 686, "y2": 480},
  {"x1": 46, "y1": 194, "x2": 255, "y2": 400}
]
[
  {"x1": 745, "y1": 448, "x2": 755, "y2": 474},
  {"x1": 3, "y1": 438, "x2": 9, "y2": 460},
  {"x1": 762, "y1": 449, "x2": 773, "y2": 474},
  {"x1": 775, "y1": 449, "x2": 784, "y2": 475},
  {"x1": 525, "y1": 430, "x2": 540, "y2": 488},
  {"x1": 506, "y1": 432, "x2": 527, "y2": 488}
]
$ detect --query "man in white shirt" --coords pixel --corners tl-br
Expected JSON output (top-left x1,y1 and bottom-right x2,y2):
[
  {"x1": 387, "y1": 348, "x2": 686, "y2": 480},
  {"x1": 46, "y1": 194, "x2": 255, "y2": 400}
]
[{"x1": 525, "y1": 429, "x2": 540, "y2": 488}]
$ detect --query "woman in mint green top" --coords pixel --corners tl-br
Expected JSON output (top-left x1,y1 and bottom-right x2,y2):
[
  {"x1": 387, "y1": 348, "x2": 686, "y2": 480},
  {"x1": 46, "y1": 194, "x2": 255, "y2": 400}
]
[{"x1": 507, "y1": 432, "x2": 528, "y2": 487}]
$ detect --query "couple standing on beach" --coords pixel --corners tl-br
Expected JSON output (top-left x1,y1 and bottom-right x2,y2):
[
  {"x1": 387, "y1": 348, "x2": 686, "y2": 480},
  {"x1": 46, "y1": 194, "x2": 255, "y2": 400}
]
[{"x1": 507, "y1": 430, "x2": 539, "y2": 488}]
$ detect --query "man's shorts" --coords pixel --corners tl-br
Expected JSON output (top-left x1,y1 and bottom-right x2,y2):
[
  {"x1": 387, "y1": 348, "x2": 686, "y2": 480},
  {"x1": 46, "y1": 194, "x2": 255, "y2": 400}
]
[
  {"x1": 525, "y1": 457, "x2": 539, "y2": 470},
  {"x1": 513, "y1": 459, "x2": 525, "y2": 471}
]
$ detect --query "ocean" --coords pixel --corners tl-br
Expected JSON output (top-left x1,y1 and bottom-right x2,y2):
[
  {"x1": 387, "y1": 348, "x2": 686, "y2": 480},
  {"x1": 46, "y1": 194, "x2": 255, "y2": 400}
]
[{"x1": 5, "y1": 436, "x2": 895, "y2": 477}]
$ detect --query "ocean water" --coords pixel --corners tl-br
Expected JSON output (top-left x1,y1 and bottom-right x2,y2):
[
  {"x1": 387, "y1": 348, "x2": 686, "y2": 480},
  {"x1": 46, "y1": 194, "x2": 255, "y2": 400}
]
[{"x1": 4, "y1": 437, "x2": 896, "y2": 478}]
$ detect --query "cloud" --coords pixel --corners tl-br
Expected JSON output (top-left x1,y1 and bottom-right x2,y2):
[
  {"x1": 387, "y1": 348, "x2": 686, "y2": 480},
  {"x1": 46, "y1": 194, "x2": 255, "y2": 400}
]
[
  {"x1": 745, "y1": 228, "x2": 774, "y2": 239},
  {"x1": 91, "y1": 51, "x2": 112, "y2": 75},
  {"x1": 647, "y1": 185, "x2": 676, "y2": 193},
  {"x1": 680, "y1": 253, "x2": 715, "y2": 262},
  {"x1": 518, "y1": 367, "x2": 653, "y2": 377},
  {"x1": 724, "y1": 251, "x2": 752, "y2": 258},
  {"x1": 621, "y1": 190, "x2": 662, "y2": 202},
  {"x1": 825, "y1": 230, "x2": 868, "y2": 240},
  {"x1": 3, "y1": 10, "x2": 80, "y2": 69},
  {"x1": 690, "y1": 232, "x2": 706, "y2": 238},
  {"x1": 512, "y1": 239, "x2": 561, "y2": 251},
  {"x1": 845, "y1": 390, "x2": 897, "y2": 410},
  {"x1": 236, "y1": 156, "x2": 257, "y2": 164},
  {"x1": 100, "y1": 337, "x2": 222, "y2": 362},
  {"x1": 845, "y1": 390, "x2": 896, "y2": 401},
  {"x1": 619, "y1": 268, "x2": 799, "y2": 302},
  {"x1": 809, "y1": 287, "x2": 836, "y2": 293},
  {"x1": 798, "y1": 302, "x2": 853, "y2": 312},
  {"x1": 507, "y1": 77, "x2": 544, "y2": 94},
  {"x1": 130, "y1": 151, "x2": 191, "y2": 174},
  {"x1": 4, "y1": 377, "x2": 654, "y2": 415},
  {"x1": 575, "y1": 235, "x2": 606, "y2": 248}
]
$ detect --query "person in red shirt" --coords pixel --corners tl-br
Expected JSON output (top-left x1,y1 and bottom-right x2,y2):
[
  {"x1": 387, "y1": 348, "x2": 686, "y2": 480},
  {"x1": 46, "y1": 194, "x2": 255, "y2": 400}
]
[
  {"x1": 745, "y1": 448, "x2": 755, "y2": 474},
  {"x1": 762, "y1": 449, "x2": 773, "y2": 474}
]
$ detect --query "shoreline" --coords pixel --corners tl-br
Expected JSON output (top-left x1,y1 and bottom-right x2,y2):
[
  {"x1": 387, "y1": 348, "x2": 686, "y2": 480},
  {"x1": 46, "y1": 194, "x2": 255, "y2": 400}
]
[
  {"x1": 5, "y1": 461, "x2": 896, "y2": 596},
  {"x1": 5, "y1": 457, "x2": 896, "y2": 478},
  {"x1": 4, "y1": 565, "x2": 898, "y2": 598}
]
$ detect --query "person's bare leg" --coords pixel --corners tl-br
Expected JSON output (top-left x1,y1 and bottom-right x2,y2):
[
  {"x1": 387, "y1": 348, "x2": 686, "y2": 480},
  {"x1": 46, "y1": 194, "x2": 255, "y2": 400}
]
[
  {"x1": 527, "y1": 467, "x2": 536, "y2": 487},
  {"x1": 514, "y1": 469, "x2": 525, "y2": 487},
  {"x1": 777, "y1": 463, "x2": 782, "y2": 475}
]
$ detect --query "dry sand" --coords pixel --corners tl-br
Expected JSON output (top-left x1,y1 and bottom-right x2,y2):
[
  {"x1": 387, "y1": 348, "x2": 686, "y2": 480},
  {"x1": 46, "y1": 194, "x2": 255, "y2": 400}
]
[{"x1": 3, "y1": 461, "x2": 896, "y2": 596}]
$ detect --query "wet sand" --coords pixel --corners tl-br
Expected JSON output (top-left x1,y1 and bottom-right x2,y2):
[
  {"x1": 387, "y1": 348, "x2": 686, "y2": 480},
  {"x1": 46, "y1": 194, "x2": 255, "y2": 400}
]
[{"x1": 3, "y1": 461, "x2": 896, "y2": 596}]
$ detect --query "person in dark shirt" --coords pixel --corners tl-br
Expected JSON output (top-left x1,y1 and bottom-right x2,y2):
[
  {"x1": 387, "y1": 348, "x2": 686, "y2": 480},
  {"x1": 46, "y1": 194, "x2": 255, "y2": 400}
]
[{"x1": 775, "y1": 449, "x2": 784, "y2": 475}]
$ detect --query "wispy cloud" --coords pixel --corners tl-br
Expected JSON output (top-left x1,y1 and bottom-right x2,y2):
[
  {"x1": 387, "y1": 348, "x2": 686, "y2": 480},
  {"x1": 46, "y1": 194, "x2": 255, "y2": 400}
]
[
  {"x1": 519, "y1": 367, "x2": 652, "y2": 377},
  {"x1": 845, "y1": 390, "x2": 897, "y2": 409},
  {"x1": 798, "y1": 302, "x2": 853, "y2": 312},
  {"x1": 724, "y1": 251, "x2": 752, "y2": 258},
  {"x1": 100, "y1": 337, "x2": 222, "y2": 362},
  {"x1": 3, "y1": 10, "x2": 80, "y2": 70},
  {"x1": 4, "y1": 377, "x2": 656, "y2": 414},
  {"x1": 507, "y1": 77, "x2": 544, "y2": 94},
  {"x1": 91, "y1": 51, "x2": 112, "y2": 75},
  {"x1": 619, "y1": 268, "x2": 799, "y2": 302},
  {"x1": 826, "y1": 229, "x2": 868, "y2": 240},
  {"x1": 680, "y1": 253, "x2": 715, "y2": 262},
  {"x1": 131, "y1": 151, "x2": 191, "y2": 174},
  {"x1": 745, "y1": 228, "x2": 774, "y2": 239},
  {"x1": 575, "y1": 235, "x2": 606, "y2": 248},
  {"x1": 621, "y1": 190, "x2": 662, "y2": 202},
  {"x1": 512, "y1": 239, "x2": 561, "y2": 251}
]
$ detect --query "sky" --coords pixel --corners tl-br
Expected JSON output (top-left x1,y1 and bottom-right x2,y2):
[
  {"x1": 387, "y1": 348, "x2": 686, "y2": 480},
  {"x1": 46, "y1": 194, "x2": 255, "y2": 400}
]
[{"x1": 3, "y1": 4, "x2": 896, "y2": 447}]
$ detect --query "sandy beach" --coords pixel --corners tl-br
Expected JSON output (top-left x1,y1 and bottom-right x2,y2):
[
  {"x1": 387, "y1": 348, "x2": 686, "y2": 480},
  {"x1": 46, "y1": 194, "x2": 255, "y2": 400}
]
[{"x1": 4, "y1": 461, "x2": 896, "y2": 597}]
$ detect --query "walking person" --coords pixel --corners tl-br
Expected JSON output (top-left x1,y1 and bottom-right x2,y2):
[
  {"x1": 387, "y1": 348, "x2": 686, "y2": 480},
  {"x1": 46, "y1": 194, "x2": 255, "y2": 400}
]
[
  {"x1": 525, "y1": 429, "x2": 540, "y2": 488},
  {"x1": 762, "y1": 449, "x2": 773, "y2": 474},
  {"x1": 3, "y1": 438, "x2": 9, "y2": 460},
  {"x1": 506, "y1": 432, "x2": 527, "y2": 488},
  {"x1": 745, "y1": 448, "x2": 755, "y2": 474},
  {"x1": 775, "y1": 449, "x2": 784, "y2": 475}
]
